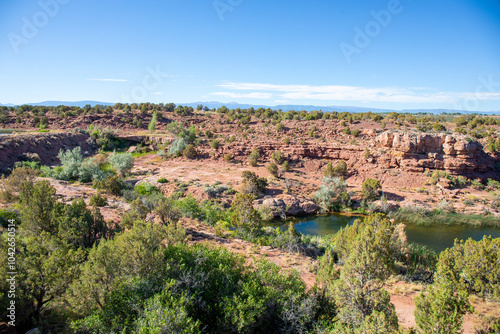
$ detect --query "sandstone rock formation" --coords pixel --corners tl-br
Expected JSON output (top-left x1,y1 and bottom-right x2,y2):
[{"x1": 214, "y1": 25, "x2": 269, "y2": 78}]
[
  {"x1": 253, "y1": 195, "x2": 318, "y2": 218},
  {"x1": 376, "y1": 131, "x2": 495, "y2": 174}
]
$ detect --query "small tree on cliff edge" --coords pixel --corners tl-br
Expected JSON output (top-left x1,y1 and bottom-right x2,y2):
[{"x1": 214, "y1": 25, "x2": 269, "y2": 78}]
[{"x1": 148, "y1": 112, "x2": 157, "y2": 133}]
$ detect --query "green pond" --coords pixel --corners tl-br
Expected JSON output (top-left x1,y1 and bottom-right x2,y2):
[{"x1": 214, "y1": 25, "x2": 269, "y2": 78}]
[{"x1": 282, "y1": 214, "x2": 500, "y2": 252}]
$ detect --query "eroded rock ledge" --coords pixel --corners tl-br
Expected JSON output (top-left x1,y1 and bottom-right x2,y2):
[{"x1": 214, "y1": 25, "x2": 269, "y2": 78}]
[
  {"x1": 376, "y1": 131, "x2": 496, "y2": 174},
  {"x1": 0, "y1": 132, "x2": 97, "y2": 172}
]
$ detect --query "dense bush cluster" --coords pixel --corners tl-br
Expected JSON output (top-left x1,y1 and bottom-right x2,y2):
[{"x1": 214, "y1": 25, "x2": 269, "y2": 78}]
[{"x1": 40, "y1": 147, "x2": 134, "y2": 183}]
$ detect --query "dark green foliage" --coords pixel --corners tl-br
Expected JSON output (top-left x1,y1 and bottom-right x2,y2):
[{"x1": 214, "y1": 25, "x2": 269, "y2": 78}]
[
  {"x1": 432, "y1": 123, "x2": 446, "y2": 132},
  {"x1": 134, "y1": 182, "x2": 159, "y2": 195},
  {"x1": 414, "y1": 271, "x2": 473, "y2": 334},
  {"x1": 249, "y1": 147, "x2": 260, "y2": 166},
  {"x1": 320, "y1": 214, "x2": 399, "y2": 332},
  {"x1": 437, "y1": 236, "x2": 500, "y2": 297},
  {"x1": 210, "y1": 139, "x2": 220, "y2": 149},
  {"x1": 89, "y1": 193, "x2": 107, "y2": 207},
  {"x1": 90, "y1": 126, "x2": 119, "y2": 151},
  {"x1": 183, "y1": 144, "x2": 198, "y2": 159},
  {"x1": 266, "y1": 162, "x2": 279, "y2": 177},
  {"x1": 67, "y1": 222, "x2": 327, "y2": 334},
  {"x1": 0, "y1": 208, "x2": 20, "y2": 228},
  {"x1": 20, "y1": 180, "x2": 59, "y2": 234},
  {"x1": 155, "y1": 198, "x2": 181, "y2": 225},
  {"x1": 240, "y1": 171, "x2": 268, "y2": 196},
  {"x1": 282, "y1": 160, "x2": 290, "y2": 172},
  {"x1": 271, "y1": 150, "x2": 284, "y2": 164},
  {"x1": 231, "y1": 193, "x2": 261, "y2": 233},
  {"x1": 93, "y1": 174, "x2": 124, "y2": 196},
  {"x1": 58, "y1": 199, "x2": 111, "y2": 248},
  {"x1": 362, "y1": 178, "x2": 382, "y2": 201},
  {"x1": 404, "y1": 243, "x2": 438, "y2": 277}
]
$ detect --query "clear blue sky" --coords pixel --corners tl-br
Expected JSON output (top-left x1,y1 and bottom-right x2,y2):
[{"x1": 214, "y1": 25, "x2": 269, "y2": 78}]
[{"x1": 1, "y1": 0, "x2": 500, "y2": 111}]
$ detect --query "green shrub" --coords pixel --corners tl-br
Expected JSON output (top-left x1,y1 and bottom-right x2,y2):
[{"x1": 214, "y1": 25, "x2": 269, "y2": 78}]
[
  {"x1": 324, "y1": 160, "x2": 347, "y2": 178},
  {"x1": 439, "y1": 236, "x2": 500, "y2": 297},
  {"x1": 78, "y1": 157, "x2": 104, "y2": 183},
  {"x1": 182, "y1": 144, "x2": 198, "y2": 159},
  {"x1": 93, "y1": 175, "x2": 124, "y2": 196},
  {"x1": 210, "y1": 139, "x2": 220, "y2": 149},
  {"x1": 240, "y1": 171, "x2": 268, "y2": 196},
  {"x1": 204, "y1": 184, "x2": 229, "y2": 198},
  {"x1": 271, "y1": 150, "x2": 283, "y2": 164},
  {"x1": 134, "y1": 182, "x2": 159, "y2": 195},
  {"x1": 486, "y1": 178, "x2": 500, "y2": 190},
  {"x1": 266, "y1": 162, "x2": 279, "y2": 178},
  {"x1": 313, "y1": 177, "x2": 349, "y2": 212},
  {"x1": 282, "y1": 160, "x2": 290, "y2": 172},
  {"x1": 157, "y1": 177, "x2": 168, "y2": 184},
  {"x1": 44, "y1": 147, "x2": 104, "y2": 182},
  {"x1": 231, "y1": 193, "x2": 261, "y2": 233},
  {"x1": 0, "y1": 208, "x2": 20, "y2": 228},
  {"x1": 89, "y1": 194, "x2": 108, "y2": 207},
  {"x1": 432, "y1": 123, "x2": 446, "y2": 132},
  {"x1": 90, "y1": 126, "x2": 118, "y2": 150},
  {"x1": 224, "y1": 153, "x2": 233, "y2": 162},
  {"x1": 157, "y1": 150, "x2": 167, "y2": 158},
  {"x1": 148, "y1": 112, "x2": 157, "y2": 133},
  {"x1": 175, "y1": 196, "x2": 203, "y2": 220},
  {"x1": 108, "y1": 152, "x2": 134, "y2": 175},
  {"x1": 351, "y1": 129, "x2": 361, "y2": 137},
  {"x1": 362, "y1": 178, "x2": 382, "y2": 201},
  {"x1": 169, "y1": 138, "x2": 187, "y2": 156},
  {"x1": 249, "y1": 147, "x2": 260, "y2": 166}
]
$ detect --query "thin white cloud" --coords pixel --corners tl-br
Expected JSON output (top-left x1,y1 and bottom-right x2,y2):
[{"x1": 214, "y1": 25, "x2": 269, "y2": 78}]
[
  {"x1": 215, "y1": 82, "x2": 500, "y2": 104},
  {"x1": 88, "y1": 78, "x2": 127, "y2": 82},
  {"x1": 212, "y1": 91, "x2": 273, "y2": 99},
  {"x1": 152, "y1": 92, "x2": 163, "y2": 95}
]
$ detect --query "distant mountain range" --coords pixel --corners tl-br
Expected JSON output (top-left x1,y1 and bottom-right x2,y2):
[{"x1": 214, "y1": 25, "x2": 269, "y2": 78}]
[
  {"x1": 1, "y1": 100, "x2": 499, "y2": 115},
  {"x1": 0, "y1": 101, "x2": 115, "y2": 108}
]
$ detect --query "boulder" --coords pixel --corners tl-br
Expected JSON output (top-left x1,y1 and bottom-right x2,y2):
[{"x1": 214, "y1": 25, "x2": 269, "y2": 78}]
[
  {"x1": 253, "y1": 195, "x2": 318, "y2": 218},
  {"x1": 127, "y1": 146, "x2": 138, "y2": 153}
]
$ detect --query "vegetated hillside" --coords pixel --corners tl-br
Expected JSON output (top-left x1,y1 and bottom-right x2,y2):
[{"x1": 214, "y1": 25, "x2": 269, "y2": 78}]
[
  {"x1": 1, "y1": 103, "x2": 499, "y2": 218},
  {"x1": 1, "y1": 104, "x2": 500, "y2": 333}
]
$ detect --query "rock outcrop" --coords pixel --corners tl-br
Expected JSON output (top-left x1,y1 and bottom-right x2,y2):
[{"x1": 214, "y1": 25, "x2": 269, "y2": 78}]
[
  {"x1": 0, "y1": 132, "x2": 97, "y2": 173},
  {"x1": 215, "y1": 142, "x2": 364, "y2": 163},
  {"x1": 253, "y1": 195, "x2": 318, "y2": 218},
  {"x1": 376, "y1": 131, "x2": 493, "y2": 174}
]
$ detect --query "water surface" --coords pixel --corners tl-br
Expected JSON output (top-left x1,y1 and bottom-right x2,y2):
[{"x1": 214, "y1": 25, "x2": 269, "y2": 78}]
[{"x1": 284, "y1": 214, "x2": 500, "y2": 252}]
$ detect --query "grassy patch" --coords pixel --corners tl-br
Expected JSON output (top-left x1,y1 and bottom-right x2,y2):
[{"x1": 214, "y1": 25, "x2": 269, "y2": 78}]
[
  {"x1": 0, "y1": 128, "x2": 25, "y2": 134},
  {"x1": 391, "y1": 207, "x2": 500, "y2": 227}
]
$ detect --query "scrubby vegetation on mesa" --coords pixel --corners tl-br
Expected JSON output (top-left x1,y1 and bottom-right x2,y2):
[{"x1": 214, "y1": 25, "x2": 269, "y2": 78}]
[{"x1": 0, "y1": 103, "x2": 500, "y2": 333}]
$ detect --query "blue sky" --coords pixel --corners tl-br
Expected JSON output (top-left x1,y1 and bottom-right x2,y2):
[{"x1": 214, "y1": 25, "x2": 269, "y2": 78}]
[{"x1": 1, "y1": 0, "x2": 500, "y2": 111}]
